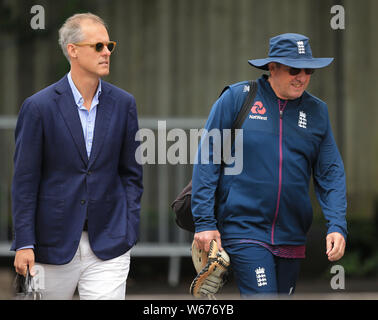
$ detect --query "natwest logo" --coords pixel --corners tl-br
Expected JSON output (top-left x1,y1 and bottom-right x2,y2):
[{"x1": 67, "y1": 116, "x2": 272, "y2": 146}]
[
  {"x1": 251, "y1": 101, "x2": 266, "y2": 115},
  {"x1": 249, "y1": 101, "x2": 268, "y2": 121}
]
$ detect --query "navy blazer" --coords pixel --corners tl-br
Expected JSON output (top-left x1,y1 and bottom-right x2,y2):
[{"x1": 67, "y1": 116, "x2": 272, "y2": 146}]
[{"x1": 11, "y1": 75, "x2": 143, "y2": 264}]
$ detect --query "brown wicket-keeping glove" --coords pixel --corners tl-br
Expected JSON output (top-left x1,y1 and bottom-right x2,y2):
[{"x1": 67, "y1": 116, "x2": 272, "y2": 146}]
[{"x1": 190, "y1": 240, "x2": 230, "y2": 299}]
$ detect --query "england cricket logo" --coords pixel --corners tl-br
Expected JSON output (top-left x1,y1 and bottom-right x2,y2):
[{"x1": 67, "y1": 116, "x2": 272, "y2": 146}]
[
  {"x1": 298, "y1": 111, "x2": 307, "y2": 129},
  {"x1": 297, "y1": 41, "x2": 305, "y2": 54},
  {"x1": 255, "y1": 267, "x2": 267, "y2": 287}
]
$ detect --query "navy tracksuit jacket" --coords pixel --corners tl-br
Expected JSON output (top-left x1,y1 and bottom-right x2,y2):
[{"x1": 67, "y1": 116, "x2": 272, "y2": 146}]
[{"x1": 191, "y1": 75, "x2": 347, "y2": 246}]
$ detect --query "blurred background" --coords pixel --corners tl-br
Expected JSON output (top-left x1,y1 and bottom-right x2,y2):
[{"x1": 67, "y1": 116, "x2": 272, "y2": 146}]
[{"x1": 0, "y1": 0, "x2": 377, "y2": 299}]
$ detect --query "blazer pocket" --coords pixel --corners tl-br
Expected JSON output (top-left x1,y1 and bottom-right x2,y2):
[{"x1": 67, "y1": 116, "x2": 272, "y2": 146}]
[
  {"x1": 105, "y1": 194, "x2": 128, "y2": 238},
  {"x1": 35, "y1": 196, "x2": 65, "y2": 246}
]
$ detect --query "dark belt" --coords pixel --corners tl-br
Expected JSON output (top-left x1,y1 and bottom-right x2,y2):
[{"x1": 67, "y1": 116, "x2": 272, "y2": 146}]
[{"x1": 83, "y1": 219, "x2": 88, "y2": 231}]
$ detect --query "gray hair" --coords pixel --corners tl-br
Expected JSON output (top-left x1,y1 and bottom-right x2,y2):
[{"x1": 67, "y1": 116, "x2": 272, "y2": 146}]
[{"x1": 58, "y1": 13, "x2": 107, "y2": 62}]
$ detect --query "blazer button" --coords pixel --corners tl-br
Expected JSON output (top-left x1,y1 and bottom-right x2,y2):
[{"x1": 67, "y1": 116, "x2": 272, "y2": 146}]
[
  {"x1": 87, "y1": 171, "x2": 92, "y2": 175},
  {"x1": 81, "y1": 200, "x2": 86, "y2": 205}
]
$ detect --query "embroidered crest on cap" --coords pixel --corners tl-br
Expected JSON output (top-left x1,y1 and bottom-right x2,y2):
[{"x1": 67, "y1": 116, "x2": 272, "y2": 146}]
[{"x1": 297, "y1": 41, "x2": 305, "y2": 54}]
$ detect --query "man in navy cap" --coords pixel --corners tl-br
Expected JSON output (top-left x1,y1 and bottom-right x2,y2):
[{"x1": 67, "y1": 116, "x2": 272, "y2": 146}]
[{"x1": 191, "y1": 33, "x2": 347, "y2": 296}]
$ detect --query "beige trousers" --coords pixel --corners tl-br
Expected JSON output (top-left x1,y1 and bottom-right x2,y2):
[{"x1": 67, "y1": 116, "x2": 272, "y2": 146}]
[{"x1": 34, "y1": 232, "x2": 130, "y2": 300}]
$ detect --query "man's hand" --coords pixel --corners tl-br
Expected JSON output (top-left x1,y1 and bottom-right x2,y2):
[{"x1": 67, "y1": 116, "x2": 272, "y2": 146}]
[
  {"x1": 326, "y1": 232, "x2": 346, "y2": 261},
  {"x1": 14, "y1": 249, "x2": 35, "y2": 276},
  {"x1": 194, "y1": 230, "x2": 223, "y2": 252}
]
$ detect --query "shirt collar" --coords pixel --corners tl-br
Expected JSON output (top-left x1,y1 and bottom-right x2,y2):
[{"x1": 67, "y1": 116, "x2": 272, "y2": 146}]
[{"x1": 67, "y1": 72, "x2": 102, "y2": 108}]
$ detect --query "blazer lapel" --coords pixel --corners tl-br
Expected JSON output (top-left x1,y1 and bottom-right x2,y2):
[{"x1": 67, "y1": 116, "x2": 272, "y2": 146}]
[
  {"x1": 54, "y1": 76, "x2": 89, "y2": 166},
  {"x1": 88, "y1": 90, "x2": 114, "y2": 168}
]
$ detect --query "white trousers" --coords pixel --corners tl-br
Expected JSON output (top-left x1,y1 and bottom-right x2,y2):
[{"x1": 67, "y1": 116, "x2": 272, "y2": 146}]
[{"x1": 35, "y1": 232, "x2": 130, "y2": 300}]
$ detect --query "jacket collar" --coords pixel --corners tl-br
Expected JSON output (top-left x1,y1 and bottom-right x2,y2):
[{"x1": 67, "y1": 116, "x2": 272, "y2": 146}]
[
  {"x1": 54, "y1": 74, "x2": 112, "y2": 96},
  {"x1": 53, "y1": 74, "x2": 115, "y2": 168}
]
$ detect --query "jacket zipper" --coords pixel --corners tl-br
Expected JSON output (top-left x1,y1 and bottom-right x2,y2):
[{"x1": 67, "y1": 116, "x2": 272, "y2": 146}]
[{"x1": 271, "y1": 99, "x2": 287, "y2": 244}]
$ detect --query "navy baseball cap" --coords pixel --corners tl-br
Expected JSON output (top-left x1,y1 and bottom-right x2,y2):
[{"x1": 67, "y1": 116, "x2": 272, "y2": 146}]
[{"x1": 248, "y1": 33, "x2": 334, "y2": 70}]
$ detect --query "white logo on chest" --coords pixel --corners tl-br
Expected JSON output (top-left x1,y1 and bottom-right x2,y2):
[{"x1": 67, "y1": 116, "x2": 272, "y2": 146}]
[{"x1": 298, "y1": 111, "x2": 307, "y2": 129}]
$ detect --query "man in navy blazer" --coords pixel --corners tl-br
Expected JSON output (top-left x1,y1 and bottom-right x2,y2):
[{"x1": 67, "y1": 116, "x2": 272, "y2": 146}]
[{"x1": 12, "y1": 13, "x2": 143, "y2": 299}]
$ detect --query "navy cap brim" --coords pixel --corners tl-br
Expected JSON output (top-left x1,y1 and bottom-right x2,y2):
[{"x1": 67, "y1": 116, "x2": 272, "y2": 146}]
[{"x1": 248, "y1": 57, "x2": 334, "y2": 70}]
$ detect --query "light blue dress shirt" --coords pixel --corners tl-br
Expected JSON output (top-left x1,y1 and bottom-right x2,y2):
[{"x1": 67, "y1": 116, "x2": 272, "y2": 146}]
[
  {"x1": 17, "y1": 73, "x2": 102, "y2": 251},
  {"x1": 67, "y1": 71, "x2": 102, "y2": 158}
]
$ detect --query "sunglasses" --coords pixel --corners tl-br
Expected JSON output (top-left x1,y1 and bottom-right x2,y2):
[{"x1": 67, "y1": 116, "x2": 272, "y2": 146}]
[
  {"x1": 287, "y1": 67, "x2": 315, "y2": 76},
  {"x1": 73, "y1": 41, "x2": 117, "y2": 53}
]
